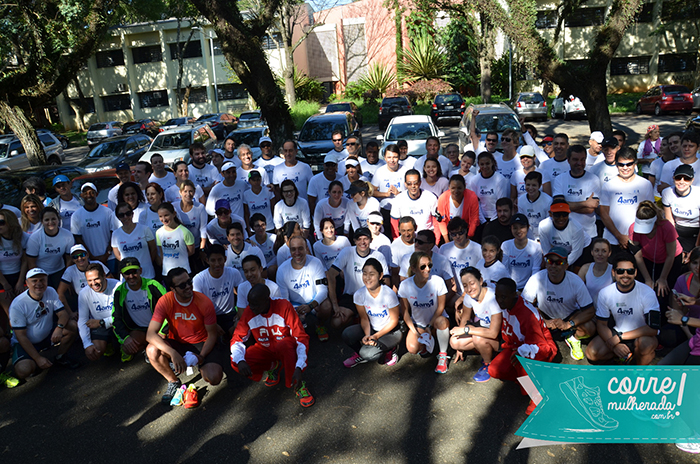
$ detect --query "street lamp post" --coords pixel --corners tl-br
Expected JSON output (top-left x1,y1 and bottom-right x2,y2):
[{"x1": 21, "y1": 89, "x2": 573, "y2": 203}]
[{"x1": 194, "y1": 27, "x2": 220, "y2": 113}]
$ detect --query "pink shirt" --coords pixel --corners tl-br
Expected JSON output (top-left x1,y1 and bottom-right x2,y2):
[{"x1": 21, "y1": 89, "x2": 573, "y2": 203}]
[{"x1": 628, "y1": 220, "x2": 682, "y2": 263}]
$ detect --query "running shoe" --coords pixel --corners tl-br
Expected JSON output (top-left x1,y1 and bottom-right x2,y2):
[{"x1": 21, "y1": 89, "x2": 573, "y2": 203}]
[
  {"x1": 565, "y1": 336, "x2": 585, "y2": 360},
  {"x1": 418, "y1": 348, "x2": 432, "y2": 358},
  {"x1": 0, "y1": 372, "x2": 19, "y2": 388},
  {"x1": 170, "y1": 384, "x2": 187, "y2": 406},
  {"x1": 343, "y1": 353, "x2": 366, "y2": 368},
  {"x1": 183, "y1": 384, "x2": 199, "y2": 409},
  {"x1": 560, "y1": 376, "x2": 618, "y2": 430},
  {"x1": 121, "y1": 350, "x2": 133, "y2": 363},
  {"x1": 161, "y1": 380, "x2": 182, "y2": 405},
  {"x1": 316, "y1": 325, "x2": 329, "y2": 342},
  {"x1": 384, "y1": 348, "x2": 398, "y2": 366},
  {"x1": 473, "y1": 363, "x2": 491, "y2": 383},
  {"x1": 435, "y1": 352, "x2": 449, "y2": 374},
  {"x1": 295, "y1": 381, "x2": 315, "y2": 407},
  {"x1": 103, "y1": 344, "x2": 115, "y2": 357},
  {"x1": 264, "y1": 361, "x2": 280, "y2": 387},
  {"x1": 54, "y1": 355, "x2": 79, "y2": 369},
  {"x1": 676, "y1": 442, "x2": 700, "y2": 454}
]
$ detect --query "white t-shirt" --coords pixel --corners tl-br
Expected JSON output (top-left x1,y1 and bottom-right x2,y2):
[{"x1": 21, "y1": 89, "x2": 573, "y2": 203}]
[
  {"x1": 589, "y1": 161, "x2": 619, "y2": 184},
  {"x1": 600, "y1": 175, "x2": 654, "y2": 244},
  {"x1": 518, "y1": 191, "x2": 552, "y2": 240},
  {"x1": 174, "y1": 201, "x2": 208, "y2": 241},
  {"x1": 510, "y1": 168, "x2": 529, "y2": 198},
  {"x1": 276, "y1": 239, "x2": 312, "y2": 265},
  {"x1": 206, "y1": 181, "x2": 247, "y2": 218},
  {"x1": 205, "y1": 214, "x2": 247, "y2": 246},
  {"x1": 662, "y1": 186, "x2": 700, "y2": 228},
  {"x1": 501, "y1": 239, "x2": 543, "y2": 289},
  {"x1": 649, "y1": 157, "x2": 667, "y2": 194},
  {"x1": 237, "y1": 278, "x2": 287, "y2": 310},
  {"x1": 332, "y1": 247, "x2": 389, "y2": 295},
  {"x1": 398, "y1": 251, "x2": 454, "y2": 281},
  {"x1": 493, "y1": 153, "x2": 520, "y2": 181},
  {"x1": 596, "y1": 282, "x2": 659, "y2": 333},
  {"x1": 78, "y1": 279, "x2": 119, "y2": 348},
  {"x1": 413, "y1": 155, "x2": 452, "y2": 179},
  {"x1": 0, "y1": 204, "x2": 21, "y2": 221},
  {"x1": 53, "y1": 196, "x2": 83, "y2": 229},
  {"x1": 164, "y1": 184, "x2": 205, "y2": 204},
  {"x1": 251, "y1": 232, "x2": 277, "y2": 268},
  {"x1": 71, "y1": 206, "x2": 119, "y2": 258},
  {"x1": 345, "y1": 197, "x2": 381, "y2": 232},
  {"x1": 188, "y1": 163, "x2": 220, "y2": 189},
  {"x1": 236, "y1": 166, "x2": 269, "y2": 187},
  {"x1": 193, "y1": 267, "x2": 242, "y2": 315},
  {"x1": 552, "y1": 171, "x2": 601, "y2": 238},
  {"x1": 439, "y1": 240, "x2": 482, "y2": 293},
  {"x1": 539, "y1": 157, "x2": 568, "y2": 186},
  {"x1": 469, "y1": 172, "x2": 509, "y2": 220},
  {"x1": 225, "y1": 243, "x2": 267, "y2": 280},
  {"x1": 243, "y1": 187, "x2": 275, "y2": 228},
  {"x1": 463, "y1": 287, "x2": 501, "y2": 328},
  {"x1": 398, "y1": 275, "x2": 448, "y2": 327},
  {"x1": 360, "y1": 158, "x2": 386, "y2": 183},
  {"x1": 313, "y1": 236, "x2": 352, "y2": 271},
  {"x1": 148, "y1": 172, "x2": 177, "y2": 191},
  {"x1": 0, "y1": 232, "x2": 29, "y2": 275},
  {"x1": 421, "y1": 177, "x2": 449, "y2": 199},
  {"x1": 475, "y1": 258, "x2": 510, "y2": 289},
  {"x1": 137, "y1": 206, "x2": 163, "y2": 239},
  {"x1": 276, "y1": 255, "x2": 328, "y2": 306},
  {"x1": 522, "y1": 270, "x2": 593, "y2": 320},
  {"x1": 274, "y1": 198, "x2": 311, "y2": 230},
  {"x1": 156, "y1": 224, "x2": 195, "y2": 275},
  {"x1": 390, "y1": 238, "x2": 414, "y2": 268},
  {"x1": 61, "y1": 261, "x2": 110, "y2": 294},
  {"x1": 123, "y1": 286, "x2": 153, "y2": 328},
  {"x1": 585, "y1": 151, "x2": 604, "y2": 170},
  {"x1": 313, "y1": 198, "x2": 350, "y2": 236},
  {"x1": 307, "y1": 172, "x2": 337, "y2": 201},
  {"x1": 370, "y1": 234, "x2": 392, "y2": 268},
  {"x1": 26, "y1": 228, "x2": 75, "y2": 274},
  {"x1": 111, "y1": 224, "x2": 156, "y2": 279},
  {"x1": 390, "y1": 190, "x2": 438, "y2": 232},
  {"x1": 256, "y1": 156, "x2": 285, "y2": 184},
  {"x1": 353, "y1": 285, "x2": 399, "y2": 332},
  {"x1": 660, "y1": 158, "x2": 700, "y2": 189},
  {"x1": 9, "y1": 288, "x2": 64, "y2": 344},
  {"x1": 272, "y1": 161, "x2": 314, "y2": 199},
  {"x1": 538, "y1": 217, "x2": 591, "y2": 265},
  {"x1": 372, "y1": 165, "x2": 407, "y2": 209}
]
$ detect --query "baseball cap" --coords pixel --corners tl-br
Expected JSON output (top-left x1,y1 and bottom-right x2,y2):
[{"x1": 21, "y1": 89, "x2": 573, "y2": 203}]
[
  {"x1": 248, "y1": 170, "x2": 262, "y2": 180},
  {"x1": 601, "y1": 137, "x2": 618, "y2": 148},
  {"x1": 120, "y1": 257, "x2": 142, "y2": 273},
  {"x1": 519, "y1": 146, "x2": 536, "y2": 158},
  {"x1": 510, "y1": 213, "x2": 529, "y2": 226},
  {"x1": 221, "y1": 162, "x2": 236, "y2": 172},
  {"x1": 345, "y1": 158, "x2": 359, "y2": 167},
  {"x1": 353, "y1": 227, "x2": 371, "y2": 240},
  {"x1": 81, "y1": 182, "x2": 97, "y2": 193},
  {"x1": 368, "y1": 211, "x2": 383, "y2": 224},
  {"x1": 26, "y1": 268, "x2": 48, "y2": 279},
  {"x1": 674, "y1": 164, "x2": 695, "y2": 179},
  {"x1": 69, "y1": 244, "x2": 87, "y2": 255},
  {"x1": 52, "y1": 174, "x2": 70, "y2": 186},
  {"x1": 550, "y1": 202, "x2": 571, "y2": 213},
  {"x1": 590, "y1": 131, "x2": 604, "y2": 143},
  {"x1": 259, "y1": 136, "x2": 272, "y2": 145},
  {"x1": 211, "y1": 148, "x2": 225, "y2": 156},
  {"x1": 345, "y1": 182, "x2": 368, "y2": 196},
  {"x1": 542, "y1": 135, "x2": 554, "y2": 143},
  {"x1": 545, "y1": 247, "x2": 569, "y2": 260},
  {"x1": 215, "y1": 199, "x2": 231, "y2": 211},
  {"x1": 634, "y1": 217, "x2": 656, "y2": 234},
  {"x1": 116, "y1": 162, "x2": 130, "y2": 172},
  {"x1": 323, "y1": 153, "x2": 337, "y2": 165}
]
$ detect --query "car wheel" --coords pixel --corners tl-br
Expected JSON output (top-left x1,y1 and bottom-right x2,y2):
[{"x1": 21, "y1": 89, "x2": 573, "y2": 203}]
[
  {"x1": 61, "y1": 139, "x2": 69, "y2": 149},
  {"x1": 636, "y1": 103, "x2": 642, "y2": 115},
  {"x1": 47, "y1": 157, "x2": 61, "y2": 166},
  {"x1": 654, "y1": 104, "x2": 662, "y2": 116}
]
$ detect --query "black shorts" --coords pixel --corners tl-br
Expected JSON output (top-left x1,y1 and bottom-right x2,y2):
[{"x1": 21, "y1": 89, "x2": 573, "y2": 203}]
[
  {"x1": 12, "y1": 336, "x2": 52, "y2": 364},
  {"x1": 165, "y1": 339, "x2": 225, "y2": 368},
  {"x1": 541, "y1": 311, "x2": 578, "y2": 341},
  {"x1": 90, "y1": 326, "x2": 112, "y2": 342},
  {"x1": 339, "y1": 293, "x2": 358, "y2": 315},
  {"x1": 216, "y1": 311, "x2": 238, "y2": 333}
]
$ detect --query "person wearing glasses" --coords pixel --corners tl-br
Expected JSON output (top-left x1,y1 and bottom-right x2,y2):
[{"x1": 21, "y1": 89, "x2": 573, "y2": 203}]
[
  {"x1": 112, "y1": 257, "x2": 166, "y2": 362},
  {"x1": 49, "y1": 174, "x2": 83, "y2": 230},
  {"x1": 339, "y1": 158, "x2": 368, "y2": 199},
  {"x1": 9, "y1": 268, "x2": 79, "y2": 380},
  {"x1": 539, "y1": 133, "x2": 570, "y2": 195},
  {"x1": 255, "y1": 136, "x2": 284, "y2": 185},
  {"x1": 156, "y1": 203, "x2": 196, "y2": 277},
  {"x1": 662, "y1": 164, "x2": 700, "y2": 253},
  {"x1": 77, "y1": 263, "x2": 119, "y2": 361},
  {"x1": 585, "y1": 131, "x2": 605, "y2": 169},
  {"x1": 538, "y1": 199, "x2": 591, "y2": 268},
  {"x1": 522, "y1": 247, "x2": 595, "y2": 361},
  {"x1": 188, "y1": 142, "x2": 220, "y2": 197},
  {"x1": 398, "y1": 230, "x2": 455, "y2": 309},
  {"x1": 111, "y1": 202, "x2": 157, "y2": 279},
  {"x1": 390, "y1": 169, "x2": 438, "y2": 240},
  {"x1": 439, "y1": 217, "x2": 482, "y2": 296},
  {"x1": 272, "y1": 140, "x2": 313, "y2": 201},
  {"x1": 326, "y1": 130, "x2": 349, "y2": 171},
  {"x1": 599, "y1": 148, "x2": 655, "y2": 252},
  {"x1": 398, "y1": 251, "x2": 450, "y2": 374},
  {"x1": 205, "y1": 199, "x2": 247, "y2": 247},
  {"x1": 57, "y1": 245, "x2": 111, "y2": 319},
  {"x1": 274, "y1": 180, "x2": 310, "y2": 238},
  {"x1": 343, "y1": 134, "x2": 362, "y2": 166},
  {"x1": 308, "y1": 154, "x2": 339, "y2": 213},
  {"x1": 585, "y1": 253, "x2": 659, "y2": 365},
  {"x1": 206, "y1": 162, "x2": 247, "y2": 219},
  {"x1": 116, "y1": 181, "x2": 148, "y2": 224},
  {"x1": 659, "y1": 132, "x2": 700, "y2": 193},
  {"x1": 25, "y1": 207, "x2": 74, "y2": 290},
  {"x1": 413, "y1": 137, "x2": 452, "y2": 178},
  {"x1": 589, "y1": 137, "x2": 621, "y2": 185},
  {"x1": 146, "y1": 267, "x2": 224, "y2": 404},
  {"x1": 467, "y1": 110, "x2": 499, "y2": 156},
  {"x1": 492, "y1": 129, "x2": 520, "y2": 182}
]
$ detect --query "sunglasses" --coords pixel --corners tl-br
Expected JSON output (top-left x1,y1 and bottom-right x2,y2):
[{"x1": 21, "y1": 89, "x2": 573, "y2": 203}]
[
  {"x1": 617, "y1": 161, "x2": 635, "y2": 167},
  {"x1": 486, "y1": 138, "x2": 498, "y2": 143},
  {"x1": 543, "y1": 141, "x2": 553, "y2": 146},
  {"x1": 545, "y1": 257, "x2": 565, "y2": 265},
  {"x1": 501, "y1": 137, "x2": 512, "y2": 142},
  {"x1": 174, "y1": 279, "x2": 193, "y2": 290},
  {"x1": 35, "y1": 301, "x2": 47, "y2": 319},
  {"x1": 0, "y1": 220, "x2": 5, "y2": 226},
  {"x1": 215, "y1": 209, "x2": 230, "y2": 216},
  {"x1": 415, "y1": 239, "x2": 429, "y2": 245},
  {"x1": 615, "y1": 268, "x2": 635, "y2": 275},
  {"x1": 347, "y1": 142, "x2": 359, "y2": 146},
  {"x1": 260, "y1": 143, "x2": 272, "y2": 148},
  {"x1": 72, "y1": 252, "x2": 87, "y2": 259},
  {"x1": 675, "y1": 175, "x2": 693, "y2": 182},
  {"x1": 552, "y1": 212, "x2": 569, "y2": 218},
  {"x1": 123, "y1": 269, "x2": 139, "y2": 276},
  {"x1": 332, "y1": 138, "x2": 343, "y2": 142},
  {"x1": 116, "y1": 211, "x2": 133, "y2": 219},
  {"x1": 419, "y1": 262, "x2": 434, "y2": 270},
  {"x1": 449, "y1": 230, "x2": 466, "y2": 237}
]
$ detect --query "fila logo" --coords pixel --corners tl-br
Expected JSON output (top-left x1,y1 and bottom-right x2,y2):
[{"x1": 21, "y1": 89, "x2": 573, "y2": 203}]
[{"x1": 174, "y1": 312, "x2": 197, "y2": 320}]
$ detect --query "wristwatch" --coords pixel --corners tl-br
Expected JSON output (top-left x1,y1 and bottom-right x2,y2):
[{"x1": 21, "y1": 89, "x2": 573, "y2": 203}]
[
  {"x1": 681, "y1": 316, "x2": 690, "y2": 327},
  {"x1": 99, "y1": 319, "x2": 105, "y2": 328},
  {"x1": 463, "y1": 326, "x2": 470, "y2": 335},
  {"x1": 569, "y1": 320, "x2": 575, "y2": 328},
  {"x1": 614, "y1": 329, "x2": 623, "y2": 341},
  {"x1": 57, "y1": 324, "x2": 65, "y2": 329}
]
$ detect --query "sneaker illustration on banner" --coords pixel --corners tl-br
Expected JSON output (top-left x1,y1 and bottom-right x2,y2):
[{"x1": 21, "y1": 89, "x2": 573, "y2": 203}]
[{"x1": 559, "y1": 376, "x2": 619, "y2": 430}]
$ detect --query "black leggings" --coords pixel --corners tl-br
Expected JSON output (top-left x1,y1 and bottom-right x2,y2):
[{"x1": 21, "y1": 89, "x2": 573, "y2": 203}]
[{"x1": 657, "y1": 342, "x2": 700, "y2": 365}]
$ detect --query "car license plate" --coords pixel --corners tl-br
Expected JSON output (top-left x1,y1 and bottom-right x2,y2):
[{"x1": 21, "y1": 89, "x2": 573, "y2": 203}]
[
  {"x1": 445, "y1": 105, "x2": 453, "y2": 109},
  {"x1": 674, "y1": 97, "x2": 684, "y2": 101}
]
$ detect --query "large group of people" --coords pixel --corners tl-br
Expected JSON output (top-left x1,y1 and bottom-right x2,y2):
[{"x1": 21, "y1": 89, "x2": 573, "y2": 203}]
[{"x1": 1, "y1": 119, "x2": 700, "y2": 451}]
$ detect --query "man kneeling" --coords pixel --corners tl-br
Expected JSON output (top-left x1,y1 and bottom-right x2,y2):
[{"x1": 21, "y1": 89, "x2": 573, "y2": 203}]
[{"x1": 230, "y1": 284, "x2": 315, "y2": 407}]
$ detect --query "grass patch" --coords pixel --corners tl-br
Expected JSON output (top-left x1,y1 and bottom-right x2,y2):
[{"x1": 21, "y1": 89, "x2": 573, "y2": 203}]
[
  {"x1": 608, "y1": 93, "x2": 643, "y2": 113},
  {"x1": 64, "y1": 130, "x2": 87, "y2": 147},
  {"x1": 290, "y1": 101, "x2": 321, "y2": 130}
]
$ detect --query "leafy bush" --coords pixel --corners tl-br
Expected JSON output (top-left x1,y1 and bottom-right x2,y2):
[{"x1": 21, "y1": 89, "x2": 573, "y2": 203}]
[
  {"x1": 398, "y1": 31, "x2": 446, "y2": 83},
  {"x1": 409, "y1": 79, "x2": 452, "y2": 104},
  {"x1": 385, "y1": 88, "x2": 419, "y2": 106},
  {"x1": 290, "y1": 100, "x2": 321, "y2": 131},
  {"x1": 344, "y1": 82, "x2": 366, "y2": 100},
  {"x1": 358, "y1": 62, "x2": 396, "y2": 96},
  {"x1": 276, "y1": 66, "x2": 324, "y2": 102}
]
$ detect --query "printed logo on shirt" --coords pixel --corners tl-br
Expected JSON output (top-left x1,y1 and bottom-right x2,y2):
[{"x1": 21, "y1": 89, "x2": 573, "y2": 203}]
[
  {"x1": 44, "y1": 246, "x2": 62, "y2": 254},
  {"x1": 409, "y1": 208, "x2": 424, "y2": 216},
  {"x1": 226, "y1": 193, "x2": 242, "y2": 203},
  {"x1": 293, "y1": 280, "x2": 311, "y2": 290},
  {"x1": 122, "y1": 242, "x2": 143, "y2": 253},
  {"x1": 250, "y1": 203, "x2": 268, "y2": 211},
  {"x1": 413, "y1": 299, "x2": 434, "y2": 308},
  {"x1": 673, "y1": 207, "x2": 692, "y2": 217},
  {"x1": 567, "y1": 188, "x2": 583, "y2": 196},
  {"x1": 85, "y1": 220, "x2": 102, "y2": 229},
  {"x1": 174, "y1": 312, "x2": 196, "y2": 320},
  {"x1": 162, "y1": 240, "x2": 180, "y2": 249},
  {"x1": 94, "y1": 303, "x2": 112, "y2": 313},
  {"x1": 617, "y1": 196, "x2": 638, "y2": 205},
  {"x1": 480, "y1": 188, "x2": 495, "y2": 195},
  {"x1": 210, "y1": 286, "x2": 230, "y2": 299},
  {"x1": 367, "y1": 308, "x2": 388, "y2": 318},
  {"x1": 510, "y1": 259, "x2": 531, "y2": 268},
  {"x1": 130, "y1": 301, "x2": 150, "y2": 312}
]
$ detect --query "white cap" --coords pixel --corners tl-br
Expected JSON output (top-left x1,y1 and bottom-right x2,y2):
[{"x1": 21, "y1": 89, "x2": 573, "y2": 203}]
[
  {"x1": 633, "y1": 217, "x2": 656, "y2": 234},
  {"x1": 26, "y1": 268, "x2": 48, "y2": 279},
  {"x1": 211, "y1": 148, "x2": 225, "y2": 156},
  {"x1": 345, "y1": 158, "x2": 359, "y2": 167},
  {"x1": 81, "y1": 182, "x2": 97, "y2": 192},
  {"x1": 221, "y1": 162, "x2": 236, "y2": 172},
  {"x1": 519, "y1": 146, "x2": 536, "y2": 157},
  {"x1": 259, "y1": 136, "x2": 272, "y2": 145},
  {"x1": 70, "y1": 244, "x2": 87, "y2": 255},
  {"x1": 323, "y1": 153, "x2": 337, "y2": 164},
  {"x1": 368, "y1": 211, "x2": 383, "y2": 224},
  {"x1": 590, "y1": 131, "x2": 604, "y2": 143}
]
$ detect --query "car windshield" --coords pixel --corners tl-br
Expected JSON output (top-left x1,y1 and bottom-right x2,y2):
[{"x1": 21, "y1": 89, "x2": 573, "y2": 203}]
[
  {"x1": 326, "y1": 104, "x2": 350, "y2": 112},
  {"x1": 198, "y1": 114, "x2": 218, "y2": 121},
  {"x1": 231, "y1": 130, "x2": 264, "y2": 147},
  {"x1": 474, "y1": 113, "x2": 520, "y2": 133},
  {"x1": 298, "y1": 121, "x2": 346, "y2": 142},
  {"x1": 0, "y1": 143, "x2": 7, "y2": 156},
  {"x1": 519, "y1": 94, "x2": 544, "y2": 103},
  {"x1": 87, "y1": 140, "x2": 126, "y2": 158},
  {"x1": 239, "y1": 113, "x2": 260, "y2": 120},
  {"x1": 664, "y1": 86, "x2": 690, "y2": 95},
  {"x1": 382, "y1": 97, "x2": 408, "y2": 106},
  {"x1": 89, "y1": 124, "x2": 107, "y2": 131},
  {"x1": 435, "y1": 95, "x2": 462, "y2": 104},
  {"x1": 151, "y1": 132, "x2": 191, "y2": 150},
  {"x1": 163, "y1": 119, "x2": 183, "y2": 126},
  {"x1": 386, "y1": 122, "x2": 433, "y2": 141}
]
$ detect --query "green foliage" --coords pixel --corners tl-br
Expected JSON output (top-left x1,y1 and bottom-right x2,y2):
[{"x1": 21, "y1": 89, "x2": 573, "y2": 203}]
[
  {"x1": 406, "y1": 9, "x2": 436, "y2": 41},
  {"x1": 409, "y1": 79, "x2": 453, "y2": 103},
  {"x1": 344, "y1": 82, "x2": 366, "y2": 100},
  {"x1": 608, "y1": 93, "x2": 644, "y2": 113},
  {"x1": 290, "y1": 100, "x2": 320, "y2": 130},
  {"x1": 358, "y1": 62, "x2": 397, "y2": 96},
  {"x1": 440, "y1": 17, "x2": 479, "y2": 92},
  {"x1": 276, "y1": 66, "x2": 324, "y2": 102},
  {"x1": 398, "y1": 31, "x2": 446, "y2": 83}
]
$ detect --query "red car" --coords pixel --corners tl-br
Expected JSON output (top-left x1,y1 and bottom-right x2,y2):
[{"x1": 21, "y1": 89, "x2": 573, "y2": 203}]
[{"x1": 636, "y1": 85, "x2": 693, "y2": 116}]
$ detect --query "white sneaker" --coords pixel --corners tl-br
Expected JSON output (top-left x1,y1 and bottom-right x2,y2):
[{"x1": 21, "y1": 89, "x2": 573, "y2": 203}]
[{"x1": 676, "y1": 442, "x2": 700, "y2": 454}]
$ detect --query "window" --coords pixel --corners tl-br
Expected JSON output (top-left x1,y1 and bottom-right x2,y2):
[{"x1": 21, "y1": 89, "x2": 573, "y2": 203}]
[
  {"x1": 169, "y1": 41, "x2": 202, "y2": 60},
  {"x1": 38, "y1": 134, "x2": 57, "y2": 147},
  {"x1": 102, "y1": 95, "x2": 132, "y2": 112},
  {"x1": 658, "y1": 53, "x2": 697, "y2": 73},
  {"x1": 138, "y1": 90, "x2": 169, "y2": 108},
  {"x1": 132, "y1": 45, "x2": 162, "y2": 64},
  {"x1": 565, "y1": 59, "x2": 591, "y2": 72},
  {"x1": 565, "y1": 7, "x2": 605, "y2": 27},
  {"x1": 212, "y1": 40, "x2": 223, "y2": 56},
  {"x1": 634, "y1": 3, "x2": 654, "y2": 23},
  {"x1": 218, "y1": 84, "x2": 248, "y2": 101},
  {"x1": 662, "y1": 0, "x2": 700, "y2": 21},
  {"x1": 535, "y1": 10, "x2": 558, "y2": 29},
  {"x1": 193, "y1": 127, "x2": 212, "y2": 144},
  {"x1": 96, "y1": 50, "x2": 125, "y2": 68},
  {"x1": 188, "y1": 87, "x2": 208, "y2": 104},
  {"x1": 262, "y1": 33, "x2": 283, "y2": 50},
  {"x1": 67, "y1": 99, "x2": 96, "y2": 115},
  {"x1": 610, "y1": 56, "x2": 650, "y2": 75},
  {"x1": 125, "y1": 139, "x2": 139, "y2": 154}
]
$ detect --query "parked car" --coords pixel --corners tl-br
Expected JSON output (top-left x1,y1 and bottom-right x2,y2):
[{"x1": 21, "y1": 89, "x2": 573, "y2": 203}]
[
  {"x1": 236, "y1": 110, "x2": 265, "y2": 129},
  {"x1": 378, "y1": 96, "x2": 413, "y2": 130},
  {"x1": 86, "y1": 121, "x2": 123, "y2": 146},
  {"x1": 142, "y1": 123, "x2": 217, "y2": 165},
  {"x1": 692, "y1": 85, "x2": 700, "y2": 111},
  {"x1": 71, "y1": 169, "x2": 121, "y2": 206},
  {"x1": 227, "y1": 125, "x2": 270, "y2": 161},
  {"x1": 0, "y1": 165, "x2": 86, "y2": 208},
  {"x1": 325, "y1": 102, "x2": 362, "y2": 127},
  {"x1": 551, "y1": 94, "x2": 586, "y2": 120},
  {"x1": 377, "y1": 115, "x2": 445, "y2": 157},
  {"x1": 458, "y1": 103, "x2": 521, "y2": 153},
  {"x1": 0, "y1": 132, "x2": 65, "y2": 170},
  {"x1": 196, "y1": 113, "x2": 238, "y2": 139},
  {"x1": 686, "y1": 114, "x2": 700, "y2": 132},
  {"x1": 430, "y1": 93, "x2": 465, "y2": 125},
  {"x1": 513, "y1": 92, "x2": 548, "y2": 121},
  {"x1": 296, "y1": 112, "x2": 362, "y2": 173},
  {"x1": 78, "y1": 134, "x2": 152, "y2": 173},
  {"x1": 123, "y1": 119, "x2": 162, "y2": 137},
  {"x1": 37, "y1": 129, "x2": 69, "y2": 149},
  {"x1": 636, "y1": 85, "x2": 693, "y2": 116},
  {"x1": 161, "y1": 117, "x2": 196, "y2": 131}
]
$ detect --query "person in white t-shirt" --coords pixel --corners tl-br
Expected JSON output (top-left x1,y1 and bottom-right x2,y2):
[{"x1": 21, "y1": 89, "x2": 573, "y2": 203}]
[
  {"x1": 413, "y1": 136, "x2": 452, "y2": 179},
  {"x1": 540, "y1": 133, "x2": 570, "y2": 195},
  {"x1": 164, "y1": 161, "x2": 206, "y2": 205},
  {"x1": 77, "y1": 264, "x2": 119, "y2": 361},
  {"x1": 106, "y1": 163, "x2": 134, "y2": 211},
  {"x1": 367, "y1": 211, "x2": 392, "y2": 266},
  {"x1": 342, "y1": 258, "x2": 402, "y2": 368},
  {"x1": 390, "y1": 169, "x2": 438, "y2": 239},
  {"x1": 26, "y1": 207, "x2": 74, "y2": 289},
  {"x1": 492, "y1": 129, "x2": 520, "y2": 182},
  {"x1": 589, "y1": 137, "x2": 621, "y2": 185},
  {"x1": 255, "y1": 136, "x2": 285, "y2": 185},
  {"x1": 307, "y1": 153, "x2": 338, "y2": 212},
  {"x1": 439, "y1": 217, "x2": 481, "y2": 295},
  {"x1": 206, "y1": 162, "x2": 247, "y2": 218},
  {"x1": 345, "y1": 180, "x2": 381, "y2": 233},
  {"x1": 538, "y1": 200, "x2": 591, "y2": 268},
  {"x1": 243, "y1": 170, "x2": 275, "y2": 231},
  {"x1": 235, "y1": 144, "x2": 269, "y2": 189},
  {"x1": 552, "y1": 145, "x2": 600, "y2": 238},
  {"x1": 658, "y1": 131, "x2": 700, "y2": 192},
  {"x1": 501, "y1": 214, "x2": 542, "y2": 290},
  {"x1": 475, "y1": 235, "x2": 510, "y2": 289},
  {"x1": 648, "y1": 136, "x2": 676, "y2": 197},
  {"x1": 249, "y1": 213, "x2": 278, "y2": 277},
  {"x1": 390, "y1": 216, "x2": 417, "y2": 283},
  {"x1": 470, "y1": 152, "x2": 509, "y2": 222},
  {"x1": 148, "y1": 153, "x2": 177, "y2": 190},
  {"x1": 585, "y1": 253, "x2": 659, "y2": 365},
  {"x1": 510, "y1": 146, "x2": 537, "y2": 203},
  {"x1": 57, "y1": 245, "x2": 111, "y2": 318},
  {"x1": 274, "y1": 179, "x2": 311, "y2": 235},
  {"x1": 517, "y1": 171, "x2": 552, "y2": 241},
  {"x1": 71, "y1": 182, "x2": 120, "y2": 266},
  {"x1": 155, "y1": 203, "x2": 196, "y2": 275},
  {"x1": 662, "y1": 163, "x2": 700, "y2": 252},
  {"x1": 313, "y1": 181, "x2": 349, "y2": 239},
  {"x1": 111, "y1": 202, "x2": 157, "y2": 279},
  {"x1": 237, "y1": 254, "x2": 288, "y2": 310},
  {"x1": 173, "y1": 180, "x2": 208, "y2": 267},
  {"x1": 272, "y1": 140, "x2": 314, "y2": 200},
  {"x1": 49, "y1": 174, "x2": 83, "y2": 230},
  {"x1": 188, "y1": 142, "x2": 220, "y2": 197},
  {"x1": 585, "y1": 131, "x2": 604, "y2": 169},
  {"x1": 224, "y1": 222, "x2": 267, "y2": 280},
  {"x1": 398, "y1": 230, "x2": 455, "y2": 304},
  {"x1": 372, "y1": 145, "x2": 406, "y2": 226},
  {"x1": 313, "y1": 217, "x2": 352, "y2": 271},
  {"x1": 359, "y1": 142, "x2": 385, "y2": 183},
  {"x1": 205, "y1": 198, "x2": 247, "y2": 246}
]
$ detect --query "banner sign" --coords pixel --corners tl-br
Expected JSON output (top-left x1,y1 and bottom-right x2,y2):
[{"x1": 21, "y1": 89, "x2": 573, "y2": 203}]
[{"x1": 516, "y1": 357, "x2": 700, "y2": 443}]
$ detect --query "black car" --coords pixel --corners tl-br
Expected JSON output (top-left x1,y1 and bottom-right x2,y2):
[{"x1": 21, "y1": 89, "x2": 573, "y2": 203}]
[
  {"x1": 37, "y1": 129, "x2": 69, "y2": 149},
  {"x1": 196, "y1": 113, "x2": 238, "y2": 139},
  {"x1": 378, "y1": 96, "x2": 413, "y2": 130},
  {"x1": 77, "y1": 134, "x2": 152, "y2": 173},
  {"x1": 430, "y1": 93, "x2": 465, "y2": 124},
  {"x1": 122, "y1": 119, "x2": 162, "y2": 137},
  {"x1": 0, "y1": 165, "x2": 87, "y2": 208},
  {"x1": 296, "y1": 112, "x2": 361, "y2": 173},
  {"x1": 325, "y1": 102, "x2": 362, "y2": 127}
]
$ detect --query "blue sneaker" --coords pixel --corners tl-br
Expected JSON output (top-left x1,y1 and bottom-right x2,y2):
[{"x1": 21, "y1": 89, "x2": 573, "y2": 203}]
[{"x1": 473, "y1": 363, "x2": 491, "y2": 383}]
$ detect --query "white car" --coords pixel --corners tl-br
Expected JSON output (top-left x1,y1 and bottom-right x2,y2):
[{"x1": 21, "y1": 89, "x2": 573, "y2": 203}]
[
  {"x1": 376, "y1": 115, "x2": 445, "y2": 157},
  {"x1": 551, "y1": 94, "x2": 587, "y2": 120},
  {"x1": 140, "y1": 123, "x2": 217, "y2": 166}
]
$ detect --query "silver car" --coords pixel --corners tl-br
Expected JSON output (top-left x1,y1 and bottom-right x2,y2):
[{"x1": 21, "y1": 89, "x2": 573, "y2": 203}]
[
  {"x1": 692, "y1": 86, "x2": 700, "y2": 110},
  {"x1": 551, "y1": 94, "x2": 587, "y2": 120},
  {"x1": 0, "y1": 132, "x2": 65, "y2": 170},
  {"x1": 513, "y1": 92, "x2": 548, "y2": 121},
  {"x1": 87, "y1": 121, "x2": 123, "y2": 146}
]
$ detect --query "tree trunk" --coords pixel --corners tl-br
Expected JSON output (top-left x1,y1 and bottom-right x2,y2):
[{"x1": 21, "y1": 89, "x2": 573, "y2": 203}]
[
  {"x1": 0, "y1": 101, "x2": 46, "y2": 165},
  {"x1": 479, "y1": 15, "x2": 492, "y2": 103},
  {"x1": 576, "y1": 72, "x2": 612, "y2": 135},
  {"x1": 395, "y1": 7, "x2": 403, "y2": 76},
  {"x1": 64, "y1": 89, "x2": 86, "y2": 132},
  {"x1": 181, "y1": 85, "x2": 192, "y2": 117},
  {"x1": 70, "y1": 77, "x2": 92, "y2": 132},
  {"x1": 283, "y1": 47, "x2": 296, "y2": 107}
]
